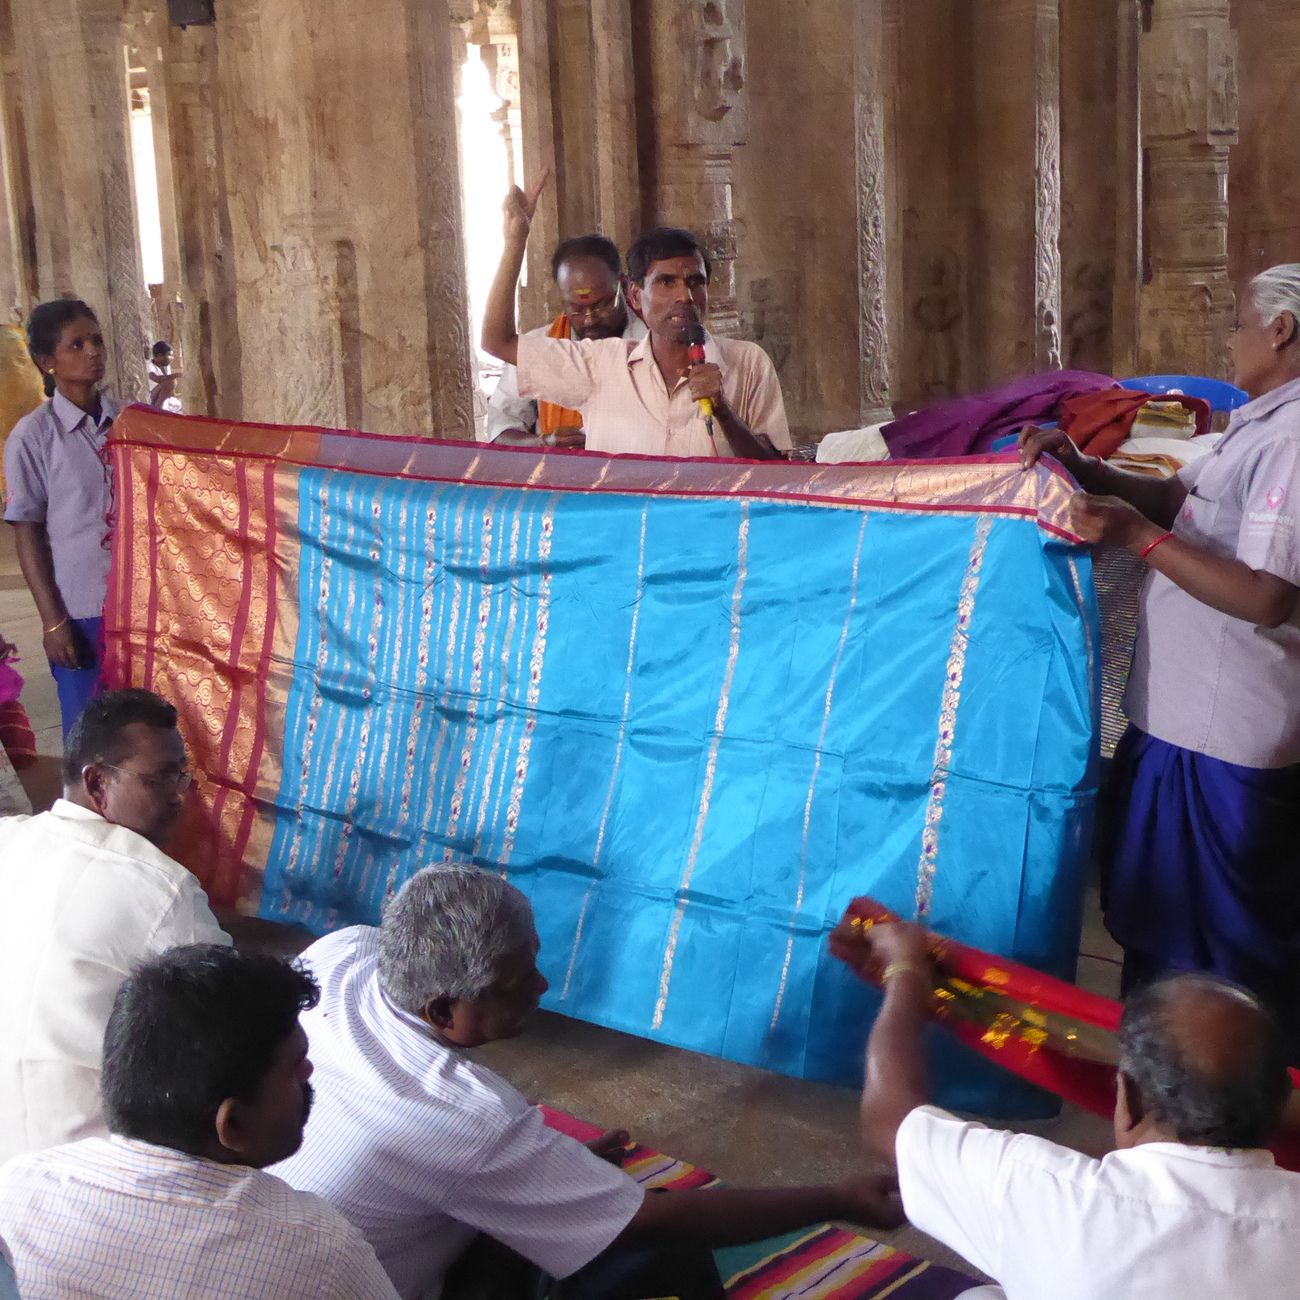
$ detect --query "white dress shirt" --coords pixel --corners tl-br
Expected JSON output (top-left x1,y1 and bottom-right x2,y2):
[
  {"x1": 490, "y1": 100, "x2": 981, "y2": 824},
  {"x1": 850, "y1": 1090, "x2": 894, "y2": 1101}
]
[
  {"x1": 0, "y1": 800, "x2": 229, "y2": 1162},
  {"x1": 0, "y1": 1135, "x2": 399, "y2": 1299},
  {"x1": 897, "y1": 1104, "x2": 1300, "y2": 1299},
  {"x1": 276, "y1": 927, "x2": 644, "y2": 1300}
]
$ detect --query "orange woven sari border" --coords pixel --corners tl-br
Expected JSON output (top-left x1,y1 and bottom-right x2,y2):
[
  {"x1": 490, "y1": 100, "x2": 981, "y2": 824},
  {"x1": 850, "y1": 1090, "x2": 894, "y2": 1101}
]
[
  {"x1": 102, "y1": 438, "x2": 286, "y2": 909},
  {"x1": 108, "y1": 407, "x2": 1087, "y2": 542}
]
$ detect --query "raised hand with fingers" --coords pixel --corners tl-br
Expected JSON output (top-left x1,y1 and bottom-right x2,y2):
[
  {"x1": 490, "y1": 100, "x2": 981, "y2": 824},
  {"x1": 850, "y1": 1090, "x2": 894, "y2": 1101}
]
[{"x1": 502, "y1": 170, "x2": 551, "y2": 246}]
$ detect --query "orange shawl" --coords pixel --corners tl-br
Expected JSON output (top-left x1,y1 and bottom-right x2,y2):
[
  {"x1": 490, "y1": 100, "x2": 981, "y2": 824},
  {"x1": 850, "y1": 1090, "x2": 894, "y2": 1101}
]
[{"x1": 538, "y1": 314, "x2": 583, "y2": 436}]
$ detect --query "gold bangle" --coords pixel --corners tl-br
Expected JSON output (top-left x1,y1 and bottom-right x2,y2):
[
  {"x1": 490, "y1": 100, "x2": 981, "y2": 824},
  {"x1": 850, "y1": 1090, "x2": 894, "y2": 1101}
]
[
  {"x1": 43, "y1": 616, "x2": 70, "y2": 635},
  {"x1": 881, "y1": 960, "x2": 929, "y2": 986}
]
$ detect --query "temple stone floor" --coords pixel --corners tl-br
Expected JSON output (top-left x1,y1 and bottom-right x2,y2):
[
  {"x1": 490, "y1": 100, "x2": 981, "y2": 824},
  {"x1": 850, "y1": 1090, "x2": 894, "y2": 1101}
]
[{"x1": 1, "y1": 524, "x2": 1118, "y2": 1276}]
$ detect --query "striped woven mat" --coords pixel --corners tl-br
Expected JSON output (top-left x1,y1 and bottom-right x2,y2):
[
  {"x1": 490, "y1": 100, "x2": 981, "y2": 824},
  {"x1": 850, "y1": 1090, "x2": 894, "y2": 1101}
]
[{"x1": 541, "y1": 1108, "x2": 977, "y2": 1299}]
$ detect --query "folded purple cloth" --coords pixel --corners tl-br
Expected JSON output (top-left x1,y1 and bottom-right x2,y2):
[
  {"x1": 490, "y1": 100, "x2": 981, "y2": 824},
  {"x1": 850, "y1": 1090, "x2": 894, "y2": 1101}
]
[{"x1": 882, "y1": 370, "x2": 1118, "y2": 459}]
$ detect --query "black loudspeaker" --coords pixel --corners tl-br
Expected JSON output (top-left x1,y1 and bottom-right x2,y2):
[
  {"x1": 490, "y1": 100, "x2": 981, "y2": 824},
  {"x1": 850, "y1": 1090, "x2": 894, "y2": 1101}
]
[{"x1": 167, "y1": 0, "x2": 215, "y2": 27}]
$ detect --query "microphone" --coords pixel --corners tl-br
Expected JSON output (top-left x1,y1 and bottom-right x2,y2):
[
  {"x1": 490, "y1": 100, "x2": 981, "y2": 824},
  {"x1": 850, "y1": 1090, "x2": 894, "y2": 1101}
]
[{"x1": 685, "y1": 322, "x2": 714, "y2": 423}]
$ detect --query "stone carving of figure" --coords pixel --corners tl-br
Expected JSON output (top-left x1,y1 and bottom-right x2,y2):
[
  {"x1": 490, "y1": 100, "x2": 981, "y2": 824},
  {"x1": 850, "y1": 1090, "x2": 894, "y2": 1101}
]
[
  {"x1": 1065, "y1": 263, "x2": 1114, "y2": 372},
  {"x1": 913, "y1": 252, "x2": 962, "y2": 398},
  {"x1": 687, "y1": 0, "x2": 745, "y2": 123}
]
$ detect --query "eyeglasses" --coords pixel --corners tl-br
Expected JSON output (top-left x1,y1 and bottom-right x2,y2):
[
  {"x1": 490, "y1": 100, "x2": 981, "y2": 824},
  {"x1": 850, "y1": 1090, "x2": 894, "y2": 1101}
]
[
  {"x1": 565, "y1": 290, "x2": 623, "y2": 322},
  {"x1": 99, "y1": 763, "x2": 194, "y2": 792}
]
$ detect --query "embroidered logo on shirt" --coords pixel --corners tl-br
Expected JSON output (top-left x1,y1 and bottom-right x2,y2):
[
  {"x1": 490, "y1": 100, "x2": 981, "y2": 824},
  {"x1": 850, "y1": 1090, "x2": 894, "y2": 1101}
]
[{"x1": 1266, "y1": 487, "x2": 1287, "y2": 511}]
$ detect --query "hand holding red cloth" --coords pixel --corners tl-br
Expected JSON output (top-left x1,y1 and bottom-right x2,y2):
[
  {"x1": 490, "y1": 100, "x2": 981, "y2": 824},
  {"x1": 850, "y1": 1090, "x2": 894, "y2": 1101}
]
[{"x1": 830, "y1": 896, "x2": 1300, "y2": 1170}]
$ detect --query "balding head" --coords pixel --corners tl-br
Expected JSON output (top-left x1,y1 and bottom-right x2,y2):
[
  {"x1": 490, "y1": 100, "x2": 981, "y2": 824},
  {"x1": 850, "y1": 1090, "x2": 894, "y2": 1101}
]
[{"x1": 1117, "y1": 974, "x2": 1291, "y2": 1150}]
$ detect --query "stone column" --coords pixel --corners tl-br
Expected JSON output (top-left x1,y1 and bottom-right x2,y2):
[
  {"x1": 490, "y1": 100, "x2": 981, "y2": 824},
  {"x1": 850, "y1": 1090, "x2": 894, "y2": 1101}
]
[
  {"x1": 1109, "y1": 0, "x2": 1143, "y2": 377},
  {"x1": 1137, "y1": 0, "x2": 1237, "y2": 378},
  {"x1": 1228, "y1": 0, "x2": 1298, "y2": 281},
  {"x1": 641, "y1": 0, "x2": 749, "y2": 338},
  {"x1": 150, "y1": 19, "x2": 242, "y2": 417},
  {"x1": 11, "y1": 0, "x2": 148, "y2": 399},
  {"x1": 210, "y1": 0, "x2": 474, "y2": 437},
  {"x1": 590, "y1": 0, "x2": 640, "y2": 258},
  {"x1": 0, "y1": 8, "x2": 30, "y2": 324},
  {"x1": 853, "y1": 0, "x2": 898, "y2": 424},
  {"x1": 516, "y1": 0, "x2": 562, "y2": 324},
  {"x1": 969, "y1": 0, "x2": 1062, "y2": 385}
]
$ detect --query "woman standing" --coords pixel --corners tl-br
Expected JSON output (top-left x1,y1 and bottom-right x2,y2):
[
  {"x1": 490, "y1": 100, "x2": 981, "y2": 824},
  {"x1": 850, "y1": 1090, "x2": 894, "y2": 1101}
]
[
  {"x1": 2, "y1": 301, "x2": 121, "y2": 737},
  {"x1": 1020, "y1": 264, "x2": 1300, "y2": 1026}
]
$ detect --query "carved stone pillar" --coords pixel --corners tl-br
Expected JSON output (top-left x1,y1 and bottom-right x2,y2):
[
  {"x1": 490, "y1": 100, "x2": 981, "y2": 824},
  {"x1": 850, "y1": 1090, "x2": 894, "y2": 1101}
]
[
  {"x1": 516, "y1": 0, "x2": 561, "y2": 324},
  {"x1": 146, "y1": 20, "x2": 241, "y2": 417},
  {"x1": 1228, "y1": 0, "x2": 1298, "y2": 282},
  {"x1": 1137, "y1": 1, "x2": 1237, "y2": 378},
  {"x1": 1059, "y1": 0, "x2": 1121, "y2": 374},
  {"x1": 969, "y1": 0, "x2": 1062, "y2": 385},
  {"x1": 641, "y1": 0, "x2": 749, "y2": 338},
  {"x1": 11, "y1": 0, "x2": 148, "y2": 399},
  {"x1": 0, "y1": 14, "x2": 29, "y2": 323},
  {"x1": 853, "y1": 0, "x2": 898, "y2": 424},
  {"x1": 211, "y1": 0, "x2": 473, "y2": 436},
  {"x1": 590, "y1": 0, "x2": 640, "y2": 258}
]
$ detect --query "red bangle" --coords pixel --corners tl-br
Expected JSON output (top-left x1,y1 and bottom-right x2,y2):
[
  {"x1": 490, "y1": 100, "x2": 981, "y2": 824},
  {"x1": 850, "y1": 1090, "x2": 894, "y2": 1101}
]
[{"x1": 1138, "y1": 531, "x2": 1174, "y2": 560}]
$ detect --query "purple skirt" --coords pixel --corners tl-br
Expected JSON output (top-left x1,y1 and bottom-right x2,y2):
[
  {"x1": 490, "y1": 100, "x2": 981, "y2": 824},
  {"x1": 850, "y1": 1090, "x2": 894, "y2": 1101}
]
[{"x1": 1104, "y1": 727, "x2": 1300, "y2": 1014}]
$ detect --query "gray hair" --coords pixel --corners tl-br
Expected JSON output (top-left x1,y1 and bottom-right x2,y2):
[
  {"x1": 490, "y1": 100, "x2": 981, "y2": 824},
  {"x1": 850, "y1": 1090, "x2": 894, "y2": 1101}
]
[
  {"x1": 378, "y1": 864, "x2": 535, "y2": 1014},
  {"x1": 1249, "y1": 263, "x2": 1300, "y2": 329},
  {"x1": 1118, "y1": 973, "x2": 1290, "y2": 1149}
]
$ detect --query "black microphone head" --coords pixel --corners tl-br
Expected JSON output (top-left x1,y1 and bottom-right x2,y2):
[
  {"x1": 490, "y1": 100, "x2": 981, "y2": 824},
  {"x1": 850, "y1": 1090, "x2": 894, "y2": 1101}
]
[{"x1": 684, "y1": 321, "x2": 707, "y2": 347}]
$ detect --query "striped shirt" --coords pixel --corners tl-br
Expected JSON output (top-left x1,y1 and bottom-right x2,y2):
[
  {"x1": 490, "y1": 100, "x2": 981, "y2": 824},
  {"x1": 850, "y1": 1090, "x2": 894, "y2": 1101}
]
[
  {"x1": 0, "y1": 1135, "x2": 399, "y2": 1299},
  {"x1": 516, "y1": 330, "x2": 791, "y2": 458},
  {"x1": 276, "y1": 927, "x2": 644, "y2": 1300}
]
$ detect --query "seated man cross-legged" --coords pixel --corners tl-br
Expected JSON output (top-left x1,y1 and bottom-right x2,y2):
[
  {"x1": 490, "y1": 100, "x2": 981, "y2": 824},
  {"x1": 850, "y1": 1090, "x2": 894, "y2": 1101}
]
[
  {"x1": 0, "y1": 944, "x2": 398, "y2": 1299},
  {"x1": 277, "y1": 864, "x2": 902, "y2": 1299},
  {"x1": 836, "y1": 907, "x2": 1300, "y2": 1299}
]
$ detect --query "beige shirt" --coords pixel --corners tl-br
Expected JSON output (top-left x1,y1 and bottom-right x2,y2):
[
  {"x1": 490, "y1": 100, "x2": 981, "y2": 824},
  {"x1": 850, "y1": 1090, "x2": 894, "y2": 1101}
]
[
  {"x1": 0, "y1": 800, "x2": 229, "y2": 1162},
  {"x1": 516, "y1": 331, "x2": 791, "y2": 458}
]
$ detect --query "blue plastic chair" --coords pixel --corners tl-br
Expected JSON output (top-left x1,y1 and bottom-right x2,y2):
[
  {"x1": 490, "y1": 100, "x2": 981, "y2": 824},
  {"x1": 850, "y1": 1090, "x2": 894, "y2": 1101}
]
[{"x1": 1119, "y1": 373, "x2": 1248, "y2": 414}]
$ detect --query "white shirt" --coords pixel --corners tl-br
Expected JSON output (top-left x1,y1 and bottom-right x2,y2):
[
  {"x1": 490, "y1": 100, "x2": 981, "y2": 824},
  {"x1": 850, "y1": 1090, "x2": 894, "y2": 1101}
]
[
  {"x1": 897, "y1": 1104, "x2": 1300, "y2": 1299},
  {"x1": 482, "y1": 314, "x2": 649, "y2": 443},
  {"x1": 276, "y1": 927, "x2": 643, "y2": 1299},
  {"x1": 0, "y1": 1135, "x2": 398, "y2": 1299},
  {"x1": 0, "y1": 800, "x2": 229, "y2": 1162}
]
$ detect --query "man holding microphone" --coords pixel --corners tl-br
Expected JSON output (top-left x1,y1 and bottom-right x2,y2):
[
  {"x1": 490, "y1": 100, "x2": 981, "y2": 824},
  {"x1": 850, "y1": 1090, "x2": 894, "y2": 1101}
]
[{"x1": 480, "y1": 174, "x2": 790, "y2": 460}]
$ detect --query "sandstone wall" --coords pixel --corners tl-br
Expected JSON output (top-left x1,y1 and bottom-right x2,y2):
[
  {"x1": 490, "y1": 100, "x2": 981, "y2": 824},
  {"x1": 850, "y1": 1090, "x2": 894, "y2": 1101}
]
[{"x1": 2, "y1": 1, "x2": 1298, "y2": 441}]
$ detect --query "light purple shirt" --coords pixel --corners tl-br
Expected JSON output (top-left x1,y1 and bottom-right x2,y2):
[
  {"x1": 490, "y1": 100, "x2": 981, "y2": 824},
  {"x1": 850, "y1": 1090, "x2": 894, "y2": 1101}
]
[
  {"x1": 1126, "y1": 375, "x2": 1300, "y2": 767},
  {"x1": 2, "y1": 391, "x2": 121, "y2": 620}
]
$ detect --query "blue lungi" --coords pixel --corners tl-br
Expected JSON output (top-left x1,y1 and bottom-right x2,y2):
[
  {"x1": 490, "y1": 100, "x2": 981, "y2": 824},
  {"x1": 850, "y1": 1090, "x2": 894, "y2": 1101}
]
[{"x1": 1104, "y1": 726, "x2": 1300, "y2": 1019}]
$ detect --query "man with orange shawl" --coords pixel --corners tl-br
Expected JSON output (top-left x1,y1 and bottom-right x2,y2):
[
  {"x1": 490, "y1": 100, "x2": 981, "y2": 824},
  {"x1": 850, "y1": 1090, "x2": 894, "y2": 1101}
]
[{"x1": 482, "y1": 234, "x2": 646, "y2": 450}]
